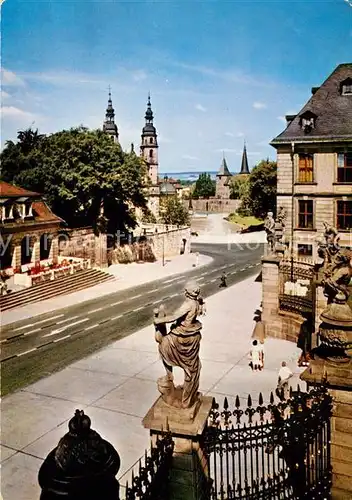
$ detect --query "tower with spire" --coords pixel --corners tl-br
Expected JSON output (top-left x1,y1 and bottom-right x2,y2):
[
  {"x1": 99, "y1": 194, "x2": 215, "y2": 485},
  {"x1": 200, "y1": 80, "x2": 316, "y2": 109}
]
[
  {"x1": 216, "y1": 154, "x2": 232, "y2": 199},
  {"x1": 140, "y1": 93, "x2": 159, "y2": 185},
  {"x1": 103, "y1": 88, "x2": 119, "y2": 143},
  {"x1": 240, "y1": 142, "x2": 250, "y2": 174},
  {"x1": 140, "y1": 94, "x2": 160, "y2": 219}
]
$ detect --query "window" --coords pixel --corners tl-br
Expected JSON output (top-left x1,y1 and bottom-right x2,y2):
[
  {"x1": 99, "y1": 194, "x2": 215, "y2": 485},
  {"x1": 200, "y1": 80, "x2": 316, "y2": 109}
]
[
  {"x1": 298, "y1": 200, "x2": 313, "y2": 229},
  {"x1": 298, "y1": 154, "x2": 314, "y2": 183},
  {"x1": 149, "y1": 138, "x2": 153, "y2": 144},
  {"x1": 337, "y1": 200, "x2": 352, "y2": 230},
  {"x1": 337, "y1": 153, "x2": 352, "y2": 183},
  {"x1": 298, "y1": 244, "x2": 313, "y2": 256},
  {"x1": 149, "y1": 149, "x2": 153, "y2": 158},
  {"x1": 299, "y1": 111, "x2": 317, "y2": 133},
  {"x1": 341, "y1": 78, "x2": 352, "y2": 95}
]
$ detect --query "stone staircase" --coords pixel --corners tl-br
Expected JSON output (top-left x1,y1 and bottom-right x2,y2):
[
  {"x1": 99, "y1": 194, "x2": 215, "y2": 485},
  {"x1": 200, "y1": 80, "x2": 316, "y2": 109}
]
[{"x1": 0, "y1": 269, "x2": 115, "y2": 312}]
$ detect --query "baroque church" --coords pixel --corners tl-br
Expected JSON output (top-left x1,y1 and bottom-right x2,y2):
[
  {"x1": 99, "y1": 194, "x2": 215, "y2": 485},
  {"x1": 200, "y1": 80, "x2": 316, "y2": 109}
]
[{"x1": 102, "y1": 90, "x2": 161, "y2": 219}]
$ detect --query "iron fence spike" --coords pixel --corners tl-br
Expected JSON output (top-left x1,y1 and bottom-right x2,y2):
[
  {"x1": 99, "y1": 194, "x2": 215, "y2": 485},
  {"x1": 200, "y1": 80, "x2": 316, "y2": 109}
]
[
  {"x1": 224, "y1": 396, "x2": 229, "y2": 410},
  {"x1": 259, "y1": 392, "x2": 263, "y2": 405},
  {"x1": 235, "y1": 395, "x2": 240, "y2": 408},
  {"x1": 247, "y1": 394, "x2": 252, "y2": 407}
]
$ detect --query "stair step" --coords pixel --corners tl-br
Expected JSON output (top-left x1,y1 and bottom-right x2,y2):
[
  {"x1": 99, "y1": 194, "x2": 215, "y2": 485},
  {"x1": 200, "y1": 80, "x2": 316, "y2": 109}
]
[{"x1": 0, "y1": 270, "x2": 115, "y2": 312}]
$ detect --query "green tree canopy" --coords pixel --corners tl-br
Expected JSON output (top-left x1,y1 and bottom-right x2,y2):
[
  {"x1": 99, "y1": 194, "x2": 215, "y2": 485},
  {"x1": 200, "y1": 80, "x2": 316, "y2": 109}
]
[
  {"x1": 1, "y1": 127, "x2": 149, "y2": 234},
  {"x1": 239, "y1": 159, "x2": 277, "y2": 218},
  {"x1": 192, "y1": 172, "x2": 215, "y2": 199},
  {"x1": 229, "y1": 174, "x2": 250, "y2": 200},
  {"x1": 160, "y1": 197, "x2": 190, "y2": 226}
]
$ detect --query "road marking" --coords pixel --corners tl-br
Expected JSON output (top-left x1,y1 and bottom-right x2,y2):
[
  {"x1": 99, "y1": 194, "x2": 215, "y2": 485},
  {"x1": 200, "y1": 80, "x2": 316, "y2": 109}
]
[
  {"x1": 134, "y1": 306, "x2": 144, "y2": 312},
  {"x1": 88, "y1": 307, "x2": 103, "y2": 314},
  {"x1": 130, "y1": 294, "x2": 142, "y2": 300},
  {"x1": 84, "y1": 324, "x2": 99, "y2": 331},
  {"x1": 169, "y1": 293, "x2": 178, "y2": 298},
  {"x1": 198, "y1": 276, "x2": 205, "y2": 281},
  {"x1": 54, "y1": 334, "x2": 71, "y2": 343},
  {"x1": 17, "y1": 348, "x2": 36, "y2": 357},
  {"x1": 42, "y1": 318, "x2": 89, "y2": 337},
  {"x1": 153, "y1": 299, "x2": 163, "y2": 305},
  {"x1": 209, "y1": 278, "x2": 217, "y2": 283},
  {"x1": 110, "y1": 300, "x2": 123, "y2": 306},
  {"x1": 23, "y1": 328, "x2": 42, "y2": 336},
  {"x1": 110, "y1": 314, "x2": 123, "y2": 321},
  {"x1": 240, "y1": 267, "x2": 246, "y2": 272},
  {"x1": 13, "y1": 314, "x2": 66, "y2": 332},
  {"x1": 163, "y1": 277, "x2": 179, "y2": 284},
  {"x1": 13, "y1": 323, "x2": 35, "y2": 331},
  {"x1": 56, "y1": 315, "x2": 80, "y2": 325},
  {"x1": 145, "y1": 290, "x2": 155, "y2": 294}
]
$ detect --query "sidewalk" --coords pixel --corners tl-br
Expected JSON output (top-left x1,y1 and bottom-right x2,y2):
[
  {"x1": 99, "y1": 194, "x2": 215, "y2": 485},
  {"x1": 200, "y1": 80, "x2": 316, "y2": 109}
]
[
  {"x1": 1, "y1": 253, "x2": 212, "y2": 326},
  {"x1": 0, "y1": 275, "x2": 304, "y2": 500}
]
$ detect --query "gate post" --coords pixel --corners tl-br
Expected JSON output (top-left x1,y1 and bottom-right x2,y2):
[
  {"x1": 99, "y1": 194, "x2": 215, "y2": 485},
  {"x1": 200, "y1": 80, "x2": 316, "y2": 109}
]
[
  {"x1": 143, "y1": 396, "x2": 213, "y2": 500},
  {"x1": 38, "y1": 409, "x2": 120, "y2": 499}
]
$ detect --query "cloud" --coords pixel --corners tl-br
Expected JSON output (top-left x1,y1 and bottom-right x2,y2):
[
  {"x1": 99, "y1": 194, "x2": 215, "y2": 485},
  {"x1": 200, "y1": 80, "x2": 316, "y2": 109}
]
[
  {"x1": 132, "y1": 70, "x2": 147, "y2": 82},
  {"x1": 215, "y1": 148, "x2": 238, "y2": 153},
  {"x1": 195, "y1": 103, "x2": 206, "y2": 112},
  {"x1": 224, "y1": 132, "x2": 235, "y2": 137},
  {"x1": 182, "y1": 154, "x2": 199, "y2": 160},
  {"x1": 237, "y1": 132, "x2": 245, "y2": 137},
  {"x1": 1, "y1": 90, "x2": 11, "y2": 101},
  {"x1": 253, "y1": 101, "x2": 267, "y2": 110},
  {"x1": 277, "y1": 116, "x2": 286, "y2": 123},
  {"x1": 1, "y1": 106, "x2": 35, "y2": 119},
  {"x1": 1, "y1": 68, "x2": 25, "y2": 87},
  {"x1": 257, "y1": 139, "x2": 270, "y2": 146}
]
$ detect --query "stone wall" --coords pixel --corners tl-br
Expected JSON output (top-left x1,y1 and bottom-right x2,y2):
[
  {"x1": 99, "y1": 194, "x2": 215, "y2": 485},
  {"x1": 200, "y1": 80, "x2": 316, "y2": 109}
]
[
  {"x1": 185, "y1": 198, "x2": 240, "y2": 214},
  {"x1": 58, "y1": 227, "x2": 96, "y2": 262}
]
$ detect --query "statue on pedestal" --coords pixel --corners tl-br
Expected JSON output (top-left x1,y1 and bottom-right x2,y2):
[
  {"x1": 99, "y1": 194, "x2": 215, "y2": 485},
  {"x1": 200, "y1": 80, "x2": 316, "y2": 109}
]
[
  {"x1": 153, "y1": 282, "x2": 202, "y2": 410},
  {"x1": 264, "y1": 211, "x2": 275, "y2": 252}
]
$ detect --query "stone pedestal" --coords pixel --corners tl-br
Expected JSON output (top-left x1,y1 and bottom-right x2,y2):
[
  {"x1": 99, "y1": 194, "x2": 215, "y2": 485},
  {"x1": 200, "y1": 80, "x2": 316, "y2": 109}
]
[
  {"x1": 143, "y1": 395, "x2": 213, "y2": 500},
  {"x1": 261, "y1": 255, "x2": 281, "y2": 337},
  {"x1": 301, "y1": 359, "x2": 352, "y2": 499},
  {"x1": 314, "y1": 284, "x2": 326, "y2": 348}
]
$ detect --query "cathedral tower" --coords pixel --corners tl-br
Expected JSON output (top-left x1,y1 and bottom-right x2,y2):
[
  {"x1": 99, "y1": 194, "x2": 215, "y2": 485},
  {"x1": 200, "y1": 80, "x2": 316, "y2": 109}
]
[
  {"x1": 103, "y1": 88, "x2": 119, "y2": 143},
  {"x1": 140, "y1": 94, "x2": 159, "y2": 185}
]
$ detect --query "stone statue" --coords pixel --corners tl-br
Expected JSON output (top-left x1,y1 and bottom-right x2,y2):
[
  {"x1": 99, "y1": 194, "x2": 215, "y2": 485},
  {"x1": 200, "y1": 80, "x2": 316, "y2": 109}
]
[
  {"x1": 264, "y1": 211, "x2": 275, "y2": 252},
  {"x1": 322, "y1": 249, "x2": 352, "y2": 304},
  {"x1": 318, "y1": 222, "x2": 341, "y2": 269},
  {"x1": 153, "y1": 281, "x2": 202, "y2": 410},
  {"x1": 277, "y1": 207, "x2": 287, "y2": 227}
]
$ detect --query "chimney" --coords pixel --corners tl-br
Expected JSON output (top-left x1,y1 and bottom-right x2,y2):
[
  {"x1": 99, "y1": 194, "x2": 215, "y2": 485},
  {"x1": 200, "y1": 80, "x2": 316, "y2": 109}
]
[{"x1": 285, "y1": 114, "x2": 296, "y2": 125}]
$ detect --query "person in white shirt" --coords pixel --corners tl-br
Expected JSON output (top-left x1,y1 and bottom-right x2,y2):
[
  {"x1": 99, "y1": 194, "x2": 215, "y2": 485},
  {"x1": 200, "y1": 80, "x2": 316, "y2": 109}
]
[
  {"x1": 277, "y1": 361, "x2": 293, "y2": 398},
  {"x1": 249, "y1": 340, "x2": 264, "y2": 371}
]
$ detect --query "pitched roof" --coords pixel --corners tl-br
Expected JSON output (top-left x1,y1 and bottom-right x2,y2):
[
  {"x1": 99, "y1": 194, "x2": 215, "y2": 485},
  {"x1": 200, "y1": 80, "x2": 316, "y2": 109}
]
[
  {"x1": 217, "y1": 157, "x2": 232, "y2": 176},
  {"x1": 240, "y1": 144, "x2": 250, "y2": 174},
  {"x1": 271, "y1": 63, "x2": 352, "y2": 145},
  {"x1": 0, "y1": 180, "x2": 40, "y2": 198}
]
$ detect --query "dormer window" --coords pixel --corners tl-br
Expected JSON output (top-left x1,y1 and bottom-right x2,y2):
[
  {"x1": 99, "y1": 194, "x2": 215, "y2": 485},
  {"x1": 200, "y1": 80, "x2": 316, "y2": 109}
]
[
  {"x1": 341, "y1": 78, "x2": 352, "y2": 95},
  {"x1": 299, "y1": 111, "x2": 317, "y2": 133}
]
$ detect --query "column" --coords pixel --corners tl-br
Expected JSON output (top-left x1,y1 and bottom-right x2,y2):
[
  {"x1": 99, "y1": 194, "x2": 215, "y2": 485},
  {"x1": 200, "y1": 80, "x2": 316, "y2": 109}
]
[
  {"x1": 11, "y1": 245, "x2": 21, "y2": 270},
  {"x1": 49, "y1": 237, "x2": 59, "y2": 265},
  {"x1": 32, "y1": 239, "x2": 40, "y2": 264},
  {"x1": 261, "y1": 255, "x2": 281, "y2": 338}
]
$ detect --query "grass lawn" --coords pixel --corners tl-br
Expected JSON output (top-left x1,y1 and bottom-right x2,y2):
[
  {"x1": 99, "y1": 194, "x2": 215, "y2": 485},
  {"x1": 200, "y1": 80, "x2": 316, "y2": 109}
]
[{"x1": 227, "y1": 213, "x2": 263, "y2": 227}]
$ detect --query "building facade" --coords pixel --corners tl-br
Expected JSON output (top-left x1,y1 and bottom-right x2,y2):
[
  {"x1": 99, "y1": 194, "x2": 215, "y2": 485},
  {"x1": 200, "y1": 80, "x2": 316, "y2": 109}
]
[
  {"x1": 271, "y1": 63, "x2": 352, "y2": 259},
  {"x1": 215, "y1": 143, "x2": 250, "y2": 199}
]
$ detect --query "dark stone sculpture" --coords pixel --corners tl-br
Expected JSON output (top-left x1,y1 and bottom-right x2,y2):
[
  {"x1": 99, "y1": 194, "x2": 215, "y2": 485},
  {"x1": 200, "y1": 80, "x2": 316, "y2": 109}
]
[
  {"x1": 38, "y1": 409, "x2": 120, "y2": 499},
  {"x1": 153, "y1": 281, "x2": 202, "y2": 410}
]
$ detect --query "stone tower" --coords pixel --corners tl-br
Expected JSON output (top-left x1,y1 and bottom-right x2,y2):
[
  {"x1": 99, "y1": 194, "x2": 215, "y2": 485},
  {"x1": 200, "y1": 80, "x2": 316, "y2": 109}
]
[
  {"x1": 140, "y1": 94, "x2": 160, "y2": 219},
  {"x1": 216, "y1": 155, "x2": 232, "y2": 199},
  {"x1": 140, "y1": 93, "x2": 159, "y2": 185},
  {"x1": 240, "y1": 142, "x2": 250, "y2": 174},
  {"x1": 103, "y1": 88, "x2": 119, "y2": 143}
]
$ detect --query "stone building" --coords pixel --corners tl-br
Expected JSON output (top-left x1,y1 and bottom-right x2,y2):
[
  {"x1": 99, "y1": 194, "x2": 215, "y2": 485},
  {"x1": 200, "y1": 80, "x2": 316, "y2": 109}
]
[
  {"x1": 0, "y1": 181, "x2": 62, "y2": 271},
  {"x1": 102, "y1": 89, "x2": 119, "y2": 144},
  {"x1": 215, "y1": 143, "x2": 250, "y2": 199},
  {"x1": 271, "y1": 63, "x2": 352, "y2": 259}
]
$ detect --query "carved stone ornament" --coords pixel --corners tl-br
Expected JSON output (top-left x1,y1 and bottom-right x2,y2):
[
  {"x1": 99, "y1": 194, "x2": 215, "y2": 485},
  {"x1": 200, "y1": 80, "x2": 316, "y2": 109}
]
[
  {"x1": 153, "y1": 281, "x2": 202, "y2": 412},
  {"x1": 38, "y1": 410, "x2": 120, "y2": 499}
]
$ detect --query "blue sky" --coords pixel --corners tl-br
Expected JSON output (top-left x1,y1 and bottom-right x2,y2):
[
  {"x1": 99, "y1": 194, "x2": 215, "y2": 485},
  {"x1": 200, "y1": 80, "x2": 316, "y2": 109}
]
[{"x1": 2, "y1": 0, "x2": 351, "y2": 173}]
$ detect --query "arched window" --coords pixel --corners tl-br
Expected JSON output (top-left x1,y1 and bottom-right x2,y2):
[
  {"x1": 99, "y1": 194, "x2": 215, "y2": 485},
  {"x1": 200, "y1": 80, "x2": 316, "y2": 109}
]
[
  {"x1": 149, "y1": 138, "x2": 153, "y2": 144},
  {"x1": 149, "y1": 149, "x2": 153, "y2": 158}
]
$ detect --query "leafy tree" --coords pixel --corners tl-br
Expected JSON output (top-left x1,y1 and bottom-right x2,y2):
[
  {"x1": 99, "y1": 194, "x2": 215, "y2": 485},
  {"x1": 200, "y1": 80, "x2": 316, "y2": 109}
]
[
  {"x1": 192, "y1": 172, "x2": 215, "y2": 199},
  {"x1": 229, "y1": 175, "x2": 250, "y2": 200},
  {"x1": 239, "y1": 159, "x2": 277, "y2": 218},
  {"x1": 160, "y1": 196, "x2": 190, "y2": 226},
  {"x1": 1, "y1": 127, "x2": 149, "y2": 234}
]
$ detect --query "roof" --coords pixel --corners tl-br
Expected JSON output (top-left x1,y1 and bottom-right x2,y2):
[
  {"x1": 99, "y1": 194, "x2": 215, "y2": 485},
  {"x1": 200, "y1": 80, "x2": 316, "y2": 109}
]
[
  {"x1": 160, "y1": 181, "x2": 177, "y2": 195},
  {"x1": 217, "y1": 157, "x2": 232, "y2": 176},
  {"x1": 240, "y1": 145, "x2": 250, "y2": 174},
  {"x1": 271, "y1": 64, "x2": 352, "y2": 145},
  {"x1": 0, "y1": 181, "x2": 40, "y2": 198},
  {"x1": 32, "y1": 201, "x2": 64, "y2": 224}
]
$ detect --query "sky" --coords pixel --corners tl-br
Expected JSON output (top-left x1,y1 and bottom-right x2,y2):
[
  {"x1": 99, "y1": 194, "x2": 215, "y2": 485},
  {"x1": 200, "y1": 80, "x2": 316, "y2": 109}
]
[{"x1": 1, "y1": 0, "x2": 352, "y2": 173}]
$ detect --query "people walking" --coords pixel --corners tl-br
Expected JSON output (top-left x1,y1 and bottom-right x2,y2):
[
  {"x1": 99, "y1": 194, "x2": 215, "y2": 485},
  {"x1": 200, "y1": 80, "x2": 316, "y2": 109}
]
[
  {"x1": 219, "y1": 272, "x2": 227, "y2": 288},
  {"x1": 276, "y1": 361, "x2": 293, "y2": 399},
  {"x1": 249, "y1": 340, "x2": 264, "y2": 371}
]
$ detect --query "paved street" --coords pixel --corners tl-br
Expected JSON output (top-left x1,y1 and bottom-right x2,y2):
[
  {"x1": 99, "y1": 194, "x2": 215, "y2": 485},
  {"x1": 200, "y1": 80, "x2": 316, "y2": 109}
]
[
  {"x1": 0, "y1": 274, "x2": 304, "y2": 500},
  {"x1": 1, "y1": 243, "x2": 264, "y2": 395}
]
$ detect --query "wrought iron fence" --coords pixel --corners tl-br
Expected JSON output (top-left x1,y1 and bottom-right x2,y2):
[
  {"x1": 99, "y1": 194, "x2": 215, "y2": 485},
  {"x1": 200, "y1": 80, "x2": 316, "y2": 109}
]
[
  {"x1": 203, "y1": 385, "x2": 332, "y2": 499},
  {"x1": 279, "y1": 259, "x2": 315, "y2": 314},
  {"x1": 124, "y1": 432, "x2": 174, "y2": 500}
]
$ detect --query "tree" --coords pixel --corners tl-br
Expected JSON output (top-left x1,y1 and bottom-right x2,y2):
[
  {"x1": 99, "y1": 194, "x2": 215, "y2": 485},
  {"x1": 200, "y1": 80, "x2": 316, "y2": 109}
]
[
  {"x1": 239, "y1": 159, "x2": 277, "y2": 218},
  {"x1": 192, "y1": 172, "x2": 215, "y2": 199},
  {"x1": 160, "y1": 197, "x2": 190, "y2": 226},
  {"x1": 0, "y1": 127, "x2": 149, "y2": 234},
  {"x1": 229, "y1": 175, "x2": 250, "y2": 200}
]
